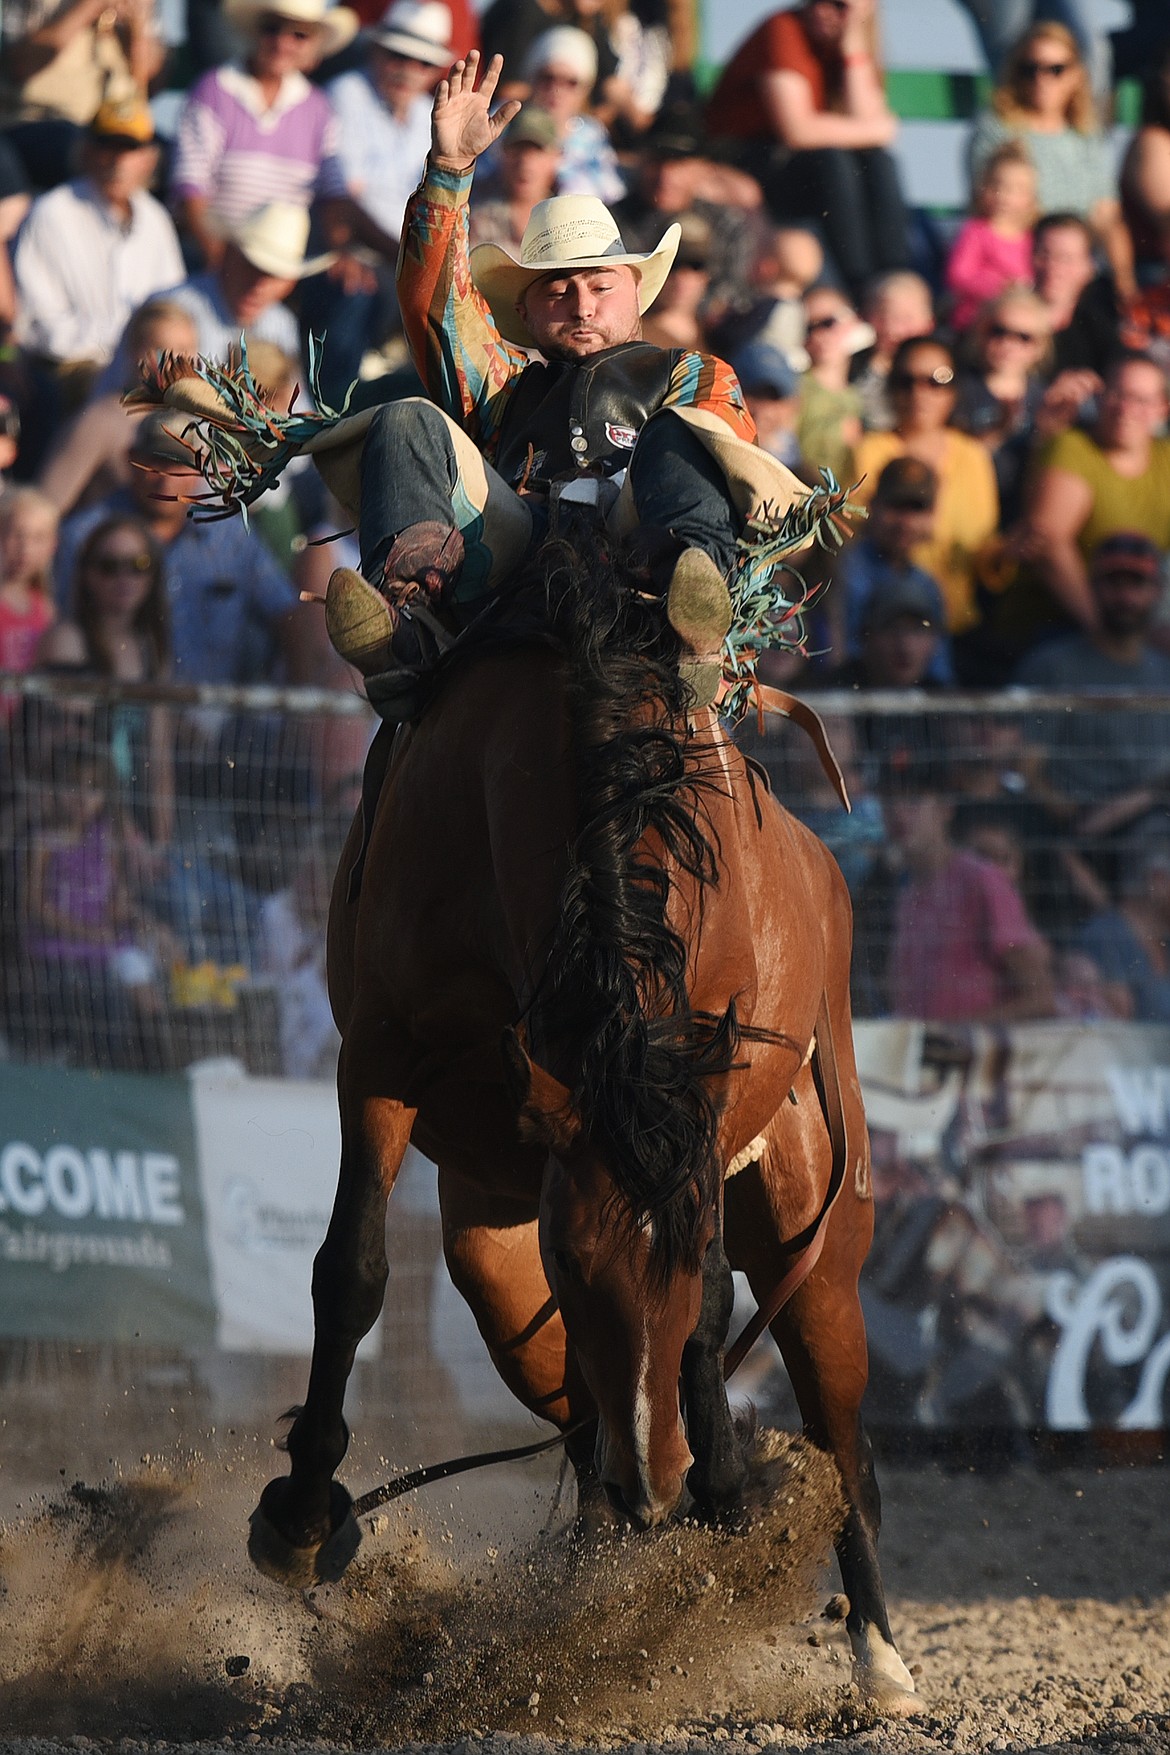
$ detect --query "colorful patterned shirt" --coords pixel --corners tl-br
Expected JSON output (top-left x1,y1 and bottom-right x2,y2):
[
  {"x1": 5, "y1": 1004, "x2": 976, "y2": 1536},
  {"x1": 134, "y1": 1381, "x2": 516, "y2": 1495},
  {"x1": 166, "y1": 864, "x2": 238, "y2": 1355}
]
[{"x1": 397, "y1": 162, "x2": 757, "y2": 464}]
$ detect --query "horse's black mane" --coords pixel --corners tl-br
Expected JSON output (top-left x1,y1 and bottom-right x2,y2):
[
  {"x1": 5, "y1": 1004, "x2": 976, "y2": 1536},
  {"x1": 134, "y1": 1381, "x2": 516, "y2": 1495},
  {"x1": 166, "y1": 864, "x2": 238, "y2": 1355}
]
[{"x1": 438, "y1": 527, "x2": 746, "y2": 1282}]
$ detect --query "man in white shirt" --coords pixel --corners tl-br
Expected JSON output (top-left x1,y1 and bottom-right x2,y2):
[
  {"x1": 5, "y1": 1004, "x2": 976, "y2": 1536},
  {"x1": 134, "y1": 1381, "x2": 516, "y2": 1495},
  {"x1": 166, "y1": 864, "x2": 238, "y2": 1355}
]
[
  {"x1": 305, "y1": 0, "x2": 452, "y2": 402},
  {"x1": 14, "y1": 94, "x2": 185, "y2": 388}
]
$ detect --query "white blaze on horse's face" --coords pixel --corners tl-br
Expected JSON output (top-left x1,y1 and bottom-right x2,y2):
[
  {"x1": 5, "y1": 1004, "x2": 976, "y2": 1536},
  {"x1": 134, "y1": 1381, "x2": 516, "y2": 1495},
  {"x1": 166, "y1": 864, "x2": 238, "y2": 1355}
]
[{"x1": 540, "y1": 1152, "x2": 699, "y2": 1529}]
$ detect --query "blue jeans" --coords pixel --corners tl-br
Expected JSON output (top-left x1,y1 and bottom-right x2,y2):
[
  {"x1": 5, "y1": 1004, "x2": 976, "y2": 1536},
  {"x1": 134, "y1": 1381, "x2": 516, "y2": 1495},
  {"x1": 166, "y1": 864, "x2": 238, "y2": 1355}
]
[{"x1": 357, "y1": 400, "x2": 741, "y2": 598}]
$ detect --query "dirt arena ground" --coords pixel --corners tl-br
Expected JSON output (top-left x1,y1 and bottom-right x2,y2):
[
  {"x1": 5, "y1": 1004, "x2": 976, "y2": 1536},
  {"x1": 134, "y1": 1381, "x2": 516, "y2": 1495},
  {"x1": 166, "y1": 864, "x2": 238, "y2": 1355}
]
[{"x1": 1, "y1": 1377, "x2": 1168, "y2": 1755}]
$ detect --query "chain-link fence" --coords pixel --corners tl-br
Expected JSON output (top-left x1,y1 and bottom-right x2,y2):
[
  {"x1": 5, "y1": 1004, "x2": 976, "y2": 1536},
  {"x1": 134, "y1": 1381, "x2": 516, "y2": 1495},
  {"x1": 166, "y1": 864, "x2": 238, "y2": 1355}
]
[
  {"x1": 2, "y1": 676, "x2": 1169, "y2": 1457},
  {"x1": 0, "y1": 672, "x2": 375, "y2": 1079},
  {"x1": 738, "y1": 689, "x2": 1170, "y2": 1027},
  {"x1": 4, "y1": 677, "x2": 1170, "y2": 1073}
]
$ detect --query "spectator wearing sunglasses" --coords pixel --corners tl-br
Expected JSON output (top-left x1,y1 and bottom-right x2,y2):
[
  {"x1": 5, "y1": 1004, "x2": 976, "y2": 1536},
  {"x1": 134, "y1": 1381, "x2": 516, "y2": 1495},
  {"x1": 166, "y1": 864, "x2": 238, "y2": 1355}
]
[
  {"x1": 954, "y1": 286, "x2": 1055, "y2": 525},
  {"x1": 170, "y1": 0, "x2": 359, "y2": 270},
  {"x1": 969, "y1": 22, "x2": 1134, "y2": 299},
  {"x1": 795, "y1": 285, "x2": 864, "y2": 483},
  {"x1": 853, "y1": 336, "x2": 1000, "y2": 638},
  {"x1": 705, "y1": 0, "x2": 910, "y2": 299},
  {"x1": 515, "y1": 26, "x2": 623, "y2": 203}
]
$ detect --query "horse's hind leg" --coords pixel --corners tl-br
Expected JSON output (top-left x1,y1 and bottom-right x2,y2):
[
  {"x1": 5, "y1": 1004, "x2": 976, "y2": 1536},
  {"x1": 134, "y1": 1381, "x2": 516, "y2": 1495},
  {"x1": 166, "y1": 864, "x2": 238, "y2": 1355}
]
[
  {"x1": 438, "y1": 1166, "x2": 608, "y2": 1529},
  {"x1": 769, "y1": 1228, "x2": 917, "y2": 1712},
  {"x1": 726, "y1": 1073, "x2": 917, "y2": 1715},
  {"x1": 249, "y1": 1031, "x2": 415, "y2": 1587}
]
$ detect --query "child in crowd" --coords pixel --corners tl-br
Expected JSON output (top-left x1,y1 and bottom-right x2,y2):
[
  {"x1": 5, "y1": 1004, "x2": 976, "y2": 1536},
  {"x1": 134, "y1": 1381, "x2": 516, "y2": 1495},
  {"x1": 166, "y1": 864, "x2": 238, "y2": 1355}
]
[
  {"x1": 710, "y1": 226, "x2": 823, "y2": 371},
  {"x1": 946, "y1": 142, "x2": 1038, "y2": 331},
  {"x1": 730, "y1": 340, "x2": 800, "y2": 465},
  {"x1": 851, "y1": 271, "x2": 935, "y2": 430},
  {"x1": 258, "y1": 834, "x2": 340, "y2": 1079},
  {"x1": 797, "y1": 285, "x2": 865, "y2": 483},
  {"x1": 0, "y1": 487, "x2": 58, "y2": 676},
  {"x1": 22, "y1": 746, "x2": 177, "y2": 1069}
]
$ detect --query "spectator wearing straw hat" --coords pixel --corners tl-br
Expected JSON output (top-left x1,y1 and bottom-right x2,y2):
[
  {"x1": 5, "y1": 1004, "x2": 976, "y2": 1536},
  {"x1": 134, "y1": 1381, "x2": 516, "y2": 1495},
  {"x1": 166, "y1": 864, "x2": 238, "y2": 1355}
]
[
  {"x1": 307, "y1": 0, "x2": 454, "y2": 400},
  {"x1": 330, "y1": 1, "x2": 452, "y2": 235},
  {"x1": 164, "y1": 201, "x2": 326, "y2": 362},
  {"x1": 14, "y1": 95, "x2": 185, "y2": 396},
  {"x1": 171, "y1": 0, "x2": 359, "y2": 270}
]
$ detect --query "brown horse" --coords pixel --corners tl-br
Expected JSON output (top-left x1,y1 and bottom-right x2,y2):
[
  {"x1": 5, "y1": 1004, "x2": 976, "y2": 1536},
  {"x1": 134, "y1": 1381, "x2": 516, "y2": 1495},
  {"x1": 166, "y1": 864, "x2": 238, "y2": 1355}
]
[{"x1": 248, "y1": 538, "x2": 918, "y2": 1714}]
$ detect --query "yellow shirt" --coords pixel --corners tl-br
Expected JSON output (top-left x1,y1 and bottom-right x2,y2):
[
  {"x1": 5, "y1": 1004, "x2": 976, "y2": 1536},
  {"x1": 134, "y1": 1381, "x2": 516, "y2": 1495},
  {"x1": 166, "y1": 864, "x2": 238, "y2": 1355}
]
[
  {"x1": 1036, "y1": 427, "x2": 1170, "y2": 558},
  {"x1": 852, "y1": 428, "x2": 1000, "y2": 633}
]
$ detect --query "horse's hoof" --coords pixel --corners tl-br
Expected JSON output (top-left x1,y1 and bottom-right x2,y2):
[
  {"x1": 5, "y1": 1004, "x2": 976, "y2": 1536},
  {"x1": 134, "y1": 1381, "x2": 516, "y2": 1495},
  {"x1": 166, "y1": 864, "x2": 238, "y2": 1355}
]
[
  {"x1": 855, "y1": 1675, "x2": 923, "y2": 1719},
  {"x1": 851, "y1": 1626, "x2": 920, "y2": 1718},
  {"x1": 247, "y1": 1479, "x2": 361, "y2": 1589}
]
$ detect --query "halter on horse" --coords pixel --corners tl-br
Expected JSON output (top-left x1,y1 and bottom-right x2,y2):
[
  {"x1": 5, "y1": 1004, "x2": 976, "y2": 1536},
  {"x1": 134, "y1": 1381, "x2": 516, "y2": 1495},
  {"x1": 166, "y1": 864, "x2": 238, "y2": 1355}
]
[{"x1": 244, "y1": 531, "x2": 917, "y2": 1714}]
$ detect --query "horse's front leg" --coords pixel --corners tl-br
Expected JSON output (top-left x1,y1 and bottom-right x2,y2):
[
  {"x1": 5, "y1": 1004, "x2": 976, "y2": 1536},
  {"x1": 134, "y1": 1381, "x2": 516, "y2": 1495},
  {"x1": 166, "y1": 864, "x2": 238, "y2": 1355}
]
[
  {"x1": 681, "y1": 1210, "x2": 748, "y2": 1516},
  {"x1": 249, "y1": 1032, "x2": 415, "y2": 1587}
]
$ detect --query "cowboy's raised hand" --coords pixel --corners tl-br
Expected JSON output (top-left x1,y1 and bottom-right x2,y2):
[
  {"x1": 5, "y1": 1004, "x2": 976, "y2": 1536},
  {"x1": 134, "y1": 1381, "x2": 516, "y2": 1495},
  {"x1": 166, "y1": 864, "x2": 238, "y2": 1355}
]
[{"x1": 431, "y1": 51, "x2": 521, "y2": 171}]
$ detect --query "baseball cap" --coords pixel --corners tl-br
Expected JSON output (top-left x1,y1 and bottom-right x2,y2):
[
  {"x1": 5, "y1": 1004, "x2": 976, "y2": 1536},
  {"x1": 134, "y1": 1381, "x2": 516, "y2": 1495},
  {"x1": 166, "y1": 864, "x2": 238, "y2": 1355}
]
[
  {"x1": 641, "y1": 103, "x2": 704, "y2": 161},
  {"x1": 504, "y1": 106, "x2": 560, "y2": 151},
  {"x1": 862, "y1": 573, "x2": 945, "y2": 634},
  {"x1": 675, "y1": 211, "x2": 712, "y2": 269},
  {"x1": 730, "y1": 341, "x2": 797, "y2": 401},
  {"x1": 89, "y1": 93, "x2": 156, "y2": 149},
  {"x1": 873, "y1": 455, "x2": 937, "y2": 510},
  {"x1": 1091, "y1": 531, "x2": 1163, "y2": 581}
]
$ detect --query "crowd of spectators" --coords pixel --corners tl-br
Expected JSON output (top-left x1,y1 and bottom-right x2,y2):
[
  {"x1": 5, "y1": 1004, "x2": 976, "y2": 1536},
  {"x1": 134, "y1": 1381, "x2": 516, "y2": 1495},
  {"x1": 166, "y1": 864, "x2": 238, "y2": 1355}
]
[{"x1": 1, "y1": 0, "x2": 1170, "y2": 1067}]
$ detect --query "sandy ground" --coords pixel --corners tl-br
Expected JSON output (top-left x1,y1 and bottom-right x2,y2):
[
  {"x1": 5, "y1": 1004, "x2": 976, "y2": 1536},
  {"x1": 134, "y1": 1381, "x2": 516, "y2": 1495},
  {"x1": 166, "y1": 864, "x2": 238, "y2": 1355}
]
[{"x1": 0, "y1": 1381, "x2": 1168, "y2": 1755}]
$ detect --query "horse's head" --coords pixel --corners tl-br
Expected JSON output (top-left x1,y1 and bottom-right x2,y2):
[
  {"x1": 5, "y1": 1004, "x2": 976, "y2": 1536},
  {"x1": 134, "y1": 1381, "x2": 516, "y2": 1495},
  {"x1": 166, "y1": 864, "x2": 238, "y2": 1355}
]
[{"x1": 505, "y1": 1032, "x2": 710, "y2": 1528}]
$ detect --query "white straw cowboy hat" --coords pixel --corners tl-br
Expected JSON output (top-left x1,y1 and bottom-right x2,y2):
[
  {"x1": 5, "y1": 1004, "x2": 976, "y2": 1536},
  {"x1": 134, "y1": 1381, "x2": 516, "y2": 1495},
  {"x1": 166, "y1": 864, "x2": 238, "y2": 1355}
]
[
  {"x1": 225, "y1": 0, "x2": 359, "y2": 58},
  {"x1": 369, "y1": 0, "x2": 453, "y2": 66},
  {"x1": 227, "y1": 201, "x2": 336, "y2": 278},
  {"x1": 471, "y1": 195, "x2": 681, "y2": 347}
]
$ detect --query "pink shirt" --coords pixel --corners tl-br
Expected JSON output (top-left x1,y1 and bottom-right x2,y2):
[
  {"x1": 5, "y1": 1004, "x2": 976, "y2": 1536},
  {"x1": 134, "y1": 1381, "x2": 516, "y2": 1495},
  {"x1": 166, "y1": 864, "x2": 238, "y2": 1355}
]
[
  {"x1": 945, "y1": 218, "x2": 1033, "y2": 329},
  {"x1": 0, "y1": 590, "x2": 52, "y2": 672},
  {"x1": 892, "y1": 849, "x2": 1042, "y2": 1021}
]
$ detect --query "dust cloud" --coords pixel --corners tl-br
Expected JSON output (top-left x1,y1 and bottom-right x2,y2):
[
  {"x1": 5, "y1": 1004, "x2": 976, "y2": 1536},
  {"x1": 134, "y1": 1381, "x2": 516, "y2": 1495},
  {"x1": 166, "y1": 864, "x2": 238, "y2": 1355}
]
[{"x1": 0, "y1": 1428, "x2": 853, "y2": 1746}]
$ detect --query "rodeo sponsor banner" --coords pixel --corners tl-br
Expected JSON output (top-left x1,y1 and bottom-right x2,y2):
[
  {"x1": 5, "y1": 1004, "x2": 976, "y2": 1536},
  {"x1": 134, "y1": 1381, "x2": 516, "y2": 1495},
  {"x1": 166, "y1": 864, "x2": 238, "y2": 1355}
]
[
  {"x1": 0, "y1": 1062, "x2": 215, "y2": 1346},
  {"x1": 0, "y1": 1060, "x2": 376, "y2": 1355},
  {"x1": 856, "y1": 1020, "x2": 1170, "y2": 1434},
  {"x1": 188, "y1": 1059, "x2": 375, "y2": 1357}
]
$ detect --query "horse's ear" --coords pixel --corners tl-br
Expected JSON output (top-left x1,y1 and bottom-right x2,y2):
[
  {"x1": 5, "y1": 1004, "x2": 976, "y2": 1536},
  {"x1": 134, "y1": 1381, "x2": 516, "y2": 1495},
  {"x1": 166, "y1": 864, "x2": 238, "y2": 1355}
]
[{"x1": 501, "y1": 1027, "x2": 580, "y2": 1154}]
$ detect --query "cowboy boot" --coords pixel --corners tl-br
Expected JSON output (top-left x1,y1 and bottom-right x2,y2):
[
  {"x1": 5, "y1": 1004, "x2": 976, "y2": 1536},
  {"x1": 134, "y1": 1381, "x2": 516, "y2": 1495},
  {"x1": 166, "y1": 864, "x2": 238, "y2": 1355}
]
[
  {"x1": 665, "y1": 548, "x2": 733, "y2": 710},
  {"x1": 324, "y1": 523, "x2": 466, "y2": 677}
]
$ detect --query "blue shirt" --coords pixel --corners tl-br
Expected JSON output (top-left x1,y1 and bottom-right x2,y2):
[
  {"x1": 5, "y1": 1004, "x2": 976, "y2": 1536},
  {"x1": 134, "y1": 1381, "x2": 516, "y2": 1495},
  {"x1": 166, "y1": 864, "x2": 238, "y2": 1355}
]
[
  {"x1": 1079, "y1": 909, "x2": 1170, "y2": 1023},
  {"x1": 56, "y1": 491, "x2": 298, "y2": 683},
  {"x1": 835, "y1": 537, "x2": 955, "y2": 684},
  {"x1": 327, "y1": 70, "x2": 431, "y2": 241}
]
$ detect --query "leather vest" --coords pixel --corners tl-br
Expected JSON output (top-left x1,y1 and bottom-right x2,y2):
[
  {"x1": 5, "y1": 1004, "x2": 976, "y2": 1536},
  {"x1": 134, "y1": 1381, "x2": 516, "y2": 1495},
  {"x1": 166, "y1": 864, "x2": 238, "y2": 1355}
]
[{"x1": 493, "y1": 342, "x2": 681, "y2": 492}]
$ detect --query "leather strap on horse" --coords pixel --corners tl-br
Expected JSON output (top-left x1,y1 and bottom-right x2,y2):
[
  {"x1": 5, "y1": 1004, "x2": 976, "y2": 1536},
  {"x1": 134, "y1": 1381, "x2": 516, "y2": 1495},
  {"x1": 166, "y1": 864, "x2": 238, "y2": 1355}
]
[
  {"x1": 722, "y1": 988, "x2": 849, "y2": 1380},
  {"x1": 752, "y1": 683, "x2": 851, "y2": 814}
]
